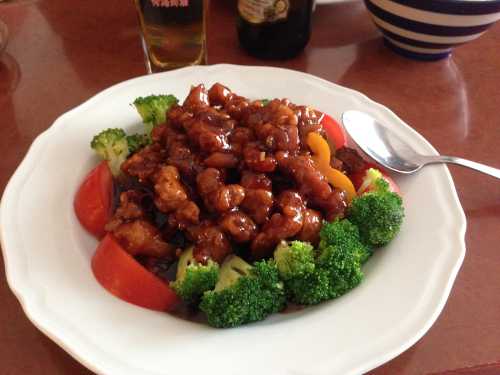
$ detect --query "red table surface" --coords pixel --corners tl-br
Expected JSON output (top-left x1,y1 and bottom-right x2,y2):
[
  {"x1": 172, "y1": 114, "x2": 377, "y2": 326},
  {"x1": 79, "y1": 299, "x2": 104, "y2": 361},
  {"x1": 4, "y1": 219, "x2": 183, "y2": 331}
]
[{"x1": 0, "y1": 1, "x2": 499, "y2": 374}]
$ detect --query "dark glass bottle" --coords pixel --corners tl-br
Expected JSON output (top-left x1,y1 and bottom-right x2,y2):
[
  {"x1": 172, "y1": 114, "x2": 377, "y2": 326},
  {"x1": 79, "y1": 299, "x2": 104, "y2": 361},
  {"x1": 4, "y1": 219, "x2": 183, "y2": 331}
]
[{"x1": 236, "y1": 0, "x2": 314, "y2": 59}]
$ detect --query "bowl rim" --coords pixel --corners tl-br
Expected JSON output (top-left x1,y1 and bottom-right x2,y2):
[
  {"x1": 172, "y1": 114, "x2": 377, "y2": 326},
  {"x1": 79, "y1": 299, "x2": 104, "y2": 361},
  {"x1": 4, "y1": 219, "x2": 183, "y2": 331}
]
[{"x1": 380, "y1": 0, "x2": 500, "y2": 15}]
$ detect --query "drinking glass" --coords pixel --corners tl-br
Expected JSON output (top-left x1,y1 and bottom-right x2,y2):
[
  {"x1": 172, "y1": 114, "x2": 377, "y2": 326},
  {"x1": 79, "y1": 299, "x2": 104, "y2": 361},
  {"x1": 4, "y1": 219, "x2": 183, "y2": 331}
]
[{"x1": 134, "y1": 0, "x2": 207, "y2": 73}]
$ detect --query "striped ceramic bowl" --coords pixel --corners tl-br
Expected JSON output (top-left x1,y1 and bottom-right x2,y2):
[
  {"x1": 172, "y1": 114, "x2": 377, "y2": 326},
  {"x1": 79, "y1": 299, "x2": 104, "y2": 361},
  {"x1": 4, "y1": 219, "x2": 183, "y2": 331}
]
[{"x1": 364, "y1": 0, "x2": 500, "y2": 60}]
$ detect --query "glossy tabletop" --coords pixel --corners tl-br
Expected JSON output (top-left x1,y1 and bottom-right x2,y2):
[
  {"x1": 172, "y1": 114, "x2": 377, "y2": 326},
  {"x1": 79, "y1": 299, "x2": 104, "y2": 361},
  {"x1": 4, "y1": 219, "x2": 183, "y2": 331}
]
[{"x1": 0, "y1": 1, "x2": 499, "y2": 374}]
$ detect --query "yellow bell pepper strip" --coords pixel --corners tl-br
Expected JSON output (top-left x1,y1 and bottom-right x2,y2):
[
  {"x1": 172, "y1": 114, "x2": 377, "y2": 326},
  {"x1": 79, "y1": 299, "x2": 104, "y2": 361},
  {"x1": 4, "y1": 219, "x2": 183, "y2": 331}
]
[
  {"x1": 320, "y1": 167, "x2": 356, "y2": 202},
  {"x1": 307, "y1": 132, "x2": 357, "y2": 202},
  {"x1": 307, "y1": 131, "x2": 331, "y2": 166}
]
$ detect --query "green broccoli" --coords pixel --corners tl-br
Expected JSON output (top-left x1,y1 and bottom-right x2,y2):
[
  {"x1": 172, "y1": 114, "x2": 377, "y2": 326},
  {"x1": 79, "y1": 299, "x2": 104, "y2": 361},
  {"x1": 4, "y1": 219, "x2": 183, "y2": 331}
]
[
  {"x1": 274, "y1": 240, "x2": 329, "y2": 305},
  {"x1": 348, "y1": 176, "x2": 404, "y2": 247},
  {"x1": 170, "y1": 247, "x2": 219, "y2": 305},
  {"x1": 199, "y1": 256, "x2": 286, "y2": 328},
  {"x1": 274, "y1": 221, "x2": 369, "y2": 305},
  {"x1": 90, "y1": 128, "x2": 130, "y2": 176},
  {"x1": 133, "y1": 94, "x2": 178, "y2": 137},
  {"x1": 274, "y1": 240, "x2": 315, "y2": 280},
  {"x1": 316, "y1": 243, "x2": 364, "y2": 298},
  {"x1": 285, "y1": 268, "x2": 333, "y2": 305},
  {"x1": 319, "y1": 219, "x2": 372, "y2": 264},
  {"x1": 356, "y1": 167, "x2": 384, "y2": 195},
  {"x1": 126, "y1": 133, "x2": 149, "y2": 154},
  {"x1": 316, "y1": 219, "x2": 370, "y2": 297}
]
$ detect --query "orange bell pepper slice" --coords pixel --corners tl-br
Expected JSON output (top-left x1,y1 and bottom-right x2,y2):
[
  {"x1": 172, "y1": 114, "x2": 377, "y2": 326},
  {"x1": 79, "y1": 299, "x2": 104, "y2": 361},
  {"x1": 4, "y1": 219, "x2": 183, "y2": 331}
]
[{"x1": 307, "y1": 132, "x2": 356, "y2": 202}]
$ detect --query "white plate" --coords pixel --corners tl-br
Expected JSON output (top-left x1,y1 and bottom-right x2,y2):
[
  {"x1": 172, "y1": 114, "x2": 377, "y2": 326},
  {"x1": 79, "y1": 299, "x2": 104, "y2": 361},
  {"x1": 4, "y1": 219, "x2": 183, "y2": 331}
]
[{"x1": 1, "y1": 64, "x2": 466, "y2": 375}]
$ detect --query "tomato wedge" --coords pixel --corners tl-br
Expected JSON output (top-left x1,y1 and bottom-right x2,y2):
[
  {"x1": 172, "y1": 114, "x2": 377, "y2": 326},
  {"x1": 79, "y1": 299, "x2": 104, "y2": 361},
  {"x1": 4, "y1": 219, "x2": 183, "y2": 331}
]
[
  {"x1": 74, "y1": 161, "x2": 113, "y2": 238},
  {"x1": 319, "y1": 113, "x2": 347, "y2": 151},
  {"x1": 92, "y1": 234, "x2": 180, "y2": 311}
]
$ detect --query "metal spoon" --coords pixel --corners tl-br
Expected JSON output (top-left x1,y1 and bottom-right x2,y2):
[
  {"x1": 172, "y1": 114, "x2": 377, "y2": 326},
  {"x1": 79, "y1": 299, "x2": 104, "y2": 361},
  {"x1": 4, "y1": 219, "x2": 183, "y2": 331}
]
[{"x1": 341, "y1": 110, "x2": 500, "y2": 179}]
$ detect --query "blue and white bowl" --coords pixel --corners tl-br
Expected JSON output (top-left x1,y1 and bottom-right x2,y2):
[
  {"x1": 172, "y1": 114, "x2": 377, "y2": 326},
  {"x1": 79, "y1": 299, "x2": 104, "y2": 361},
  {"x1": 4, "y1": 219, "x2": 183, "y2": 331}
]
[{"x1": 364, "y1": 0, "x2": 500, "y2": 60}]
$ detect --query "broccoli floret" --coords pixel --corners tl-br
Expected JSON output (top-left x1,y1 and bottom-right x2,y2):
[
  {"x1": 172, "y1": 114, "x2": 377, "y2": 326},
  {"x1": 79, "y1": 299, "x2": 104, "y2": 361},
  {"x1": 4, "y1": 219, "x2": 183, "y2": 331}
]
[
  {"x1": 285, "y1": 268, "x2": 332, "y2": 305},
  {"x1": 170, "y1": 247, "x2": 219, "y2": 305},
  {"x1": 274, "y1": 240, "x2": 315, "y2": 280},
  {"x1": 133, "y1": 94, "x2": 178, "y2": 137},
  {"x1": 348, "y1": 177, "x2": 404, "y2": 247},
  {"x1": 319, "y1": 219, "x2": 372, "y2": 264},
  {"x1": 278, "y1": 221, "x2": 369, "y2": 305},
  {"x1": 199, "y1": 256, "x2": 286, "y2": 328},
  {"x1": 356, "y1": 167, "x2": 384, "y2": 195},
  {"x1": 126, "y1": 133, "x2": 149, "y2": 154},
  {"x1": 284, "y1": 245, "x2": 363, "y2": 305},
  {"x1": 315, "y1": 220, "x2": 366, "y2": 298},
  {"x1": 274, "y1": 240, "x2": 325, "y2": 304},
  {"x1": 90, "y1": 128, "x2": 129, "y2": 176},
  {"x1": 317, "y1": 243, "x2": 364, "y2": 298}
]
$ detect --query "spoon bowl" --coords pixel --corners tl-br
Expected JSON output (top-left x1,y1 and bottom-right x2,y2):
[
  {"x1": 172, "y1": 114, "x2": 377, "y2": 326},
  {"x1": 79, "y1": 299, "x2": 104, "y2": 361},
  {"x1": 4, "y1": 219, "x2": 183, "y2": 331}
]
[{"x1": 341, "y1": 110, "x2": 500, "y2": 179}]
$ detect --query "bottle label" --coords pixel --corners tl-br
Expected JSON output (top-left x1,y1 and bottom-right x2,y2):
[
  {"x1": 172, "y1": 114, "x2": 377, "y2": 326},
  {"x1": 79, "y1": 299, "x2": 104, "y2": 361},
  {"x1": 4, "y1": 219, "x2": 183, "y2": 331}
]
[
  {"x1": 238, "y1": 0, "x2": 290, "y2": 24},
  {"x1": 151, "y1": 0, "x2": 189, "y2": 7}
]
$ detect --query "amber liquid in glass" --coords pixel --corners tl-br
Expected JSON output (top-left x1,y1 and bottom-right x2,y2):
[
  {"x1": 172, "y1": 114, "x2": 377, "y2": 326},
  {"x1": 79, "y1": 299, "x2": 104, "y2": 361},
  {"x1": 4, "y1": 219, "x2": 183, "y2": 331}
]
[{"x1": 134, "y1": 0, "x2": 207, "y2": 71}]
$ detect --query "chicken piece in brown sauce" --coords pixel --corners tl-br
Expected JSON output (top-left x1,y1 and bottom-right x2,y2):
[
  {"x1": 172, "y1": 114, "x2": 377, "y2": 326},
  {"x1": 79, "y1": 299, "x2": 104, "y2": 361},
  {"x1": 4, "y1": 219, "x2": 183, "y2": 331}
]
[{"x1": 110, "y1": 83, "x2": 353, "y2": 263}]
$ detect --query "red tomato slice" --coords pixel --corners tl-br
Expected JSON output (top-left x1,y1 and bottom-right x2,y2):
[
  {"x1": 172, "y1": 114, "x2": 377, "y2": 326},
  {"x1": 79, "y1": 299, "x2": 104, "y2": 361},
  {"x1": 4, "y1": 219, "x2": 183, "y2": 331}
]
[
  {"x1": 350, "y1": 163, "x2": 401, "y2": 195},
  {"x1": 319, "y1": 113, "x2": 347, "y2": 151},
  {"x1": 74, "y1": 161, "x2": 113, "y2": 238},
  {"x1": 92, "y1": 234, "x2": 180, "y2": 311}
]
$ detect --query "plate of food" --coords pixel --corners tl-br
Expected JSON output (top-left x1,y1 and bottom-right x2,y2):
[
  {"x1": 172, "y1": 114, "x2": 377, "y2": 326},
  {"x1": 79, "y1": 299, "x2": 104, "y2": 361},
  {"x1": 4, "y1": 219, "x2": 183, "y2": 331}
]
[{"x1": 0, "y1": 64, "x2": 465, "y2": 375}]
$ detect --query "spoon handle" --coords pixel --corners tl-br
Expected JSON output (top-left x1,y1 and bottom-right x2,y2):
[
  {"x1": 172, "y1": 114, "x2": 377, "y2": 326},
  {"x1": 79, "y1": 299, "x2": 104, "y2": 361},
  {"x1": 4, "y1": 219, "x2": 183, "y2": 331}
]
[{"x1": 422, "y1": 155, "x2": 500, "y2": 179}]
